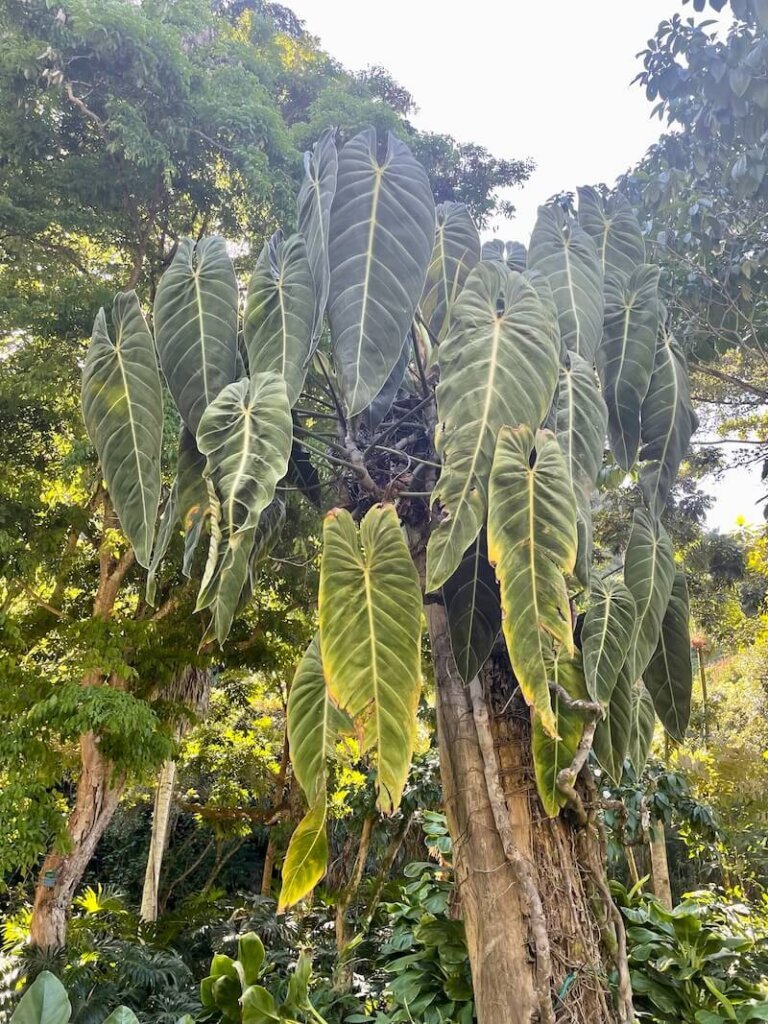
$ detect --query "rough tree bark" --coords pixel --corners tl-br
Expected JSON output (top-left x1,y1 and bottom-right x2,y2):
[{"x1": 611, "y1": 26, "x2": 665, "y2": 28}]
[
  {"x1": 140, "y1": 758, "x2": 178, "y2": 923},
  {"x1": 426, "y1": 601, "x2": 631, "y2": 1024}
]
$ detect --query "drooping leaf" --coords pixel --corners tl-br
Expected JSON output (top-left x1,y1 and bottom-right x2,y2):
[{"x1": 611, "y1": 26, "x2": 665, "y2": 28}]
[
  {"x1": 577, "y1": 186, "x2": 645, "y2": 283},
  {"x1": 196, "y1": 372, "x2": 292, "y2": 536},
  {"x1": 481, "y1": 238, "x2": 527, "y2": 271},
  {"x1": 286, "y1": 436, "x2": 322, "y2": 508},
  {"x1": 236, "y1": 498, "x2": 287, "y2": 615},
  {"x1": 319, "y1": 505, "x2": 422, "y2": 813},
  {"x1": 555, "y1": 352, "x2": 608, "y2": 492},
  {"x1": 361, "y1": 337, "x2": 410, "y2": 430},
  {"x1": 581, "y1": 574, "x2": 637, "y2": 705},
  {"x1": 10, "y1": 972, "x2": 71, "y2": 1024},
  {"x1": 528, "y1": 204, "x2": 604, "y2": 362},
  {"x1": 442, "y1": 533, "x2": 501, "y2": 683},
  {"x1": 238, "y1": 933, "x2": 266, "y2": 987},
  {"x1": 327, "y1": 129, "x2": 435, "y2": 416},
  {"x1": 420, "y1": 202, "x2": 480, "y2": 342},
  {"x1": 574, "y1": 490, "x2": 594, "y2": 588},
  {"x1": 287, "y1": 635, "x2": 352, "y2": 805},
  {"x1": 643, "y1": 570, "x2": 693, "y2": 743},
  {"x1": 628, "y1": 682, "x2": 656, "y2": 777},
  {"x1": 596, "y1": 265, "x2": 660, "y2": 471},
  {"x1": 82, "y1": 292, "x2": 163, "y2": 568},
  {"x1": 298, "y1": 128, "x2": 338, "y2": 348},
  {"x1": 277, "y1": 794, "x2": 329, "y2": 912},
  {"x1": 196, "y1": 527, "x2": 254, "y2": 646},
  {"x1": 241, "y1": 985, "x2": 281, "y2": 1024},
  {"x1": 638, "y1": 331, "x2": 698, "y2": 518},
  {"x1": 101, "y1": 1009, "x2": 139, "y2": 1024},
  {"x1": 243, "y1": 231, "x2": 315, "y2": 406},
  {"x1": 593, "y1": 661, "x2": 633, "y2": 785},
  {"x1": 178, "y1": 426, "x2": 209, "y2": 577},
  {"x1": 624, "y1": 508, "x2": 676, "y2": 681},
  {"x1": 146, "y1": 481, "x2": 178, "y2": 606},
  {"x1": 153, "y1": 236, "x2": 238, "y2": 434},
  {"x1": 426, "y1": 264, "x2": 560, "y2": 592},
  {"x1": 487, "y1": 426, "x2": 577, "y2": 736},
  {"x1": 531, "y1": 653, "x2": 588, "y2": 817}
]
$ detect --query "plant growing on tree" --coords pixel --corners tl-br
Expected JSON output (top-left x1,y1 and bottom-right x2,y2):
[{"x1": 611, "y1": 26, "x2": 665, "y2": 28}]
[{"x1": 83, "y1": 126, "x2": 698, "y2": 1024}]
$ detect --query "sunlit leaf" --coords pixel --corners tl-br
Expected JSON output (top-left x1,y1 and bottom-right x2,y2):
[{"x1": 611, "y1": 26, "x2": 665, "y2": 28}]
[{"x1": 277, "y1": 795, "x2": 329, "y2": 912}]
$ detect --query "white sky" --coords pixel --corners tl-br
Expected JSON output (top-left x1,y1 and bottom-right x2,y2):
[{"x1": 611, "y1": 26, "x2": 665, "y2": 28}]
[{"x1": 288, "y1": 0, "x2": 763, "y2": 530}]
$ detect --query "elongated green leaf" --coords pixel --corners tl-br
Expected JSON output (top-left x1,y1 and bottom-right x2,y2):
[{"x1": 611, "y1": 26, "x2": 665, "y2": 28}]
[
  {"x1": 442, "y1": 533, "x2": 501, "y2": 684},
  {"x1": 287, "y1": 635, "x2": 352, "y2": 804},
  {"x1": 528, "y1": 205, "x2": 604, "y2": 362},
  {"x1": 327, "y1": 129, "x2": 435, "y2": 416},
  {"x1": 82, "y1": 292, "x2": 163, "y2": 568},
  {"x1": 196, "y1": 372, "x2": 292, "y2": 536},
  {"x1": 487, "y1": 426, "x2": 577, "y2": 736},
  {"x1": 577, "y1": 187, "x2": 645, "y2": 283},
  {"x1": 593, "y1": 661, "x2": 633, "y2": 784},
  {"x1": 244, "y1": 231, "x2": 315, "y2": 406},
  {"x1": 574, "y1": 490, "x2": 594, "y2": 588},
  {"x1": 420, "y1": 202, "x2": 480, "y2": 342},
  {"x1": 481, "y1": 238, "x2": 527, "y2": 271},
  {"x1": 556, "y1": 352, "x2": 608, "y2": 491},
  {"x1": 532, "y1": 653, "x2": 588, "y2": 817},
  {"x1": 196, "y1": 527, "x2": 254, "y2": 646},
  {"x1": 11, "y1": 972, "x2": 71, "y2": 1024},
  {"x1": 596, "y1": 265, "x2": 660, "y2": 471},
  {"x1": 643, "y1": 570, "x2": 692, "y2": 743},
  {"x1": 236, "y1": 498, "x2": 287, "y2": 616},
  {"x1": 298, "y1": 128, "x2": 338, "y2": 348},
  {"x1": 624, "y1": 508, "x2": 676, "y2": 681},
  {"x1": 241, "y1": 986, "x2": 280, "y2": 1024},
  {"x1": 628, "y1": 682, "x2": 656, "y2": 777},
  {"x1": 639, "y1": 331, "x2": 698, "y2": 518},
  {"x1": 178, "y1": 426, "x2": 209, "y2": 577},
  {"x1": 146, "y1": 482, "x2": 178, "y2": 606},
  {"x1": 361, "y1": 337, "x2": 409, "y2": 430},
  {"x1": 154, "y1": 236, "x2": 238, "y2": 434},
  {"x1": 581, "y1": 574, "x2": 637, "y2": 705},
  {"x1": 319, "y1": 505, "x2": 422, "y2": 813},
  {"x1": 277, "y1": 794, "x2": 328, "y2": 912},
  {"x1": 426, "y1": 265, "x2": 560, "y2": 592}
]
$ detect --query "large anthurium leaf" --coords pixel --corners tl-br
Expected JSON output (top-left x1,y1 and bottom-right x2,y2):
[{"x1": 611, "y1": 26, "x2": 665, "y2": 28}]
[
  {"x1": 420, "y1": 202, "x2": 480, "y2": 342},
  {"x1": 361, "y1": 337, "x2": 410, "y2": 431},
  {"x1": 555, "y1": 353, "x2": 608, "y2": 492},
  {"x1": 528, "y1": 204, "x2": 604, "y2": 362},
  {"x1": 624, "y1": 508, "x2": 676, "y2": 682},
  {"x1": 628, "y1": 682, "x2": 656, "y2": 777},
  {"x1": 236, "y1": 497, "x2": 288, "y2": 616},
  {"x1": 196, "y1": 372, "x2": 293, "y2": 536},
  {"x1": 593, "y1": 661, "x2": 633, "y2": 785},
  {"x1": 596, "y1": 265, "x2": 660, "y2": 471},
  {"x1": 146, "y1": 482, "x2": 178, "y2": 607},
  {"x1": 581, "y1": 574, "x2": 637, "y2": 705},
  {"x1": 298, "y1": 128, "x2": 338, "y2": 349},
  {"x1": 481, "y1": 238, "x2": 527, "y2": 271},
  {"x1": 643, "y1": 570, "x2": 692, "y2": 743},
  {"x1": 243, "y1": 231, "x2": 315, "y2": 406},
  {"x1": 574, "y1": 491, "x2": 594, "y2": 588},
  {"x1": 426, "y1": 264, "x2": 560, "y2": 592},
  {"x1": 442, "y1": 533, "x2": 501, "y2": 684},
  {"x1": 277, "y1": 793, "x2": 329, "y2": 912},
  {"x1": 82, "y1": 292, "x2": 163, "y2": 569},
  {"x1": 327, "y1": 128, "x2": 435, "y2": 416},
  {"x1": 532, "y1": 653, "x2": 588, "y2": 817},
  {"x1": 196, "y1": 527, "x2": 254, "y2": 646},
  {"x1": 319, "y1": 504, "x2": 422, "y2": 813},
  {"x1": 576, "y1": 186, "x2": 645, "y2": 283},
  {"x1": 287, "y1": 635, "x2": 353, "y2": 805},
  {"x1": 153, "y1": 236, "x2": 239, "y2": 434},
  {"x1": 178, "y1": 426, "x2": 209, "y2": 577},
  {"x1": 638, "y1": 331, "x2": 698, "y2": 518},
  {"x1": 487, "y1": 426, "x2": 578, "y2": 737}
]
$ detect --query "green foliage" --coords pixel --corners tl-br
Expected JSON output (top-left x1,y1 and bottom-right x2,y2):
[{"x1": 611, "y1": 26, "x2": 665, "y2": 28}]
[{"x1": 615, "y1": 884, "x2": 768, "y2": 1023}]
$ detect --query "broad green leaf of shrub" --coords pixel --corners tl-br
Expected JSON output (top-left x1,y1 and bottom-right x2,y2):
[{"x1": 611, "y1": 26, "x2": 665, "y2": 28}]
[{"x1": 11, "y1": 972, "x2": 71, "y2": 1024}]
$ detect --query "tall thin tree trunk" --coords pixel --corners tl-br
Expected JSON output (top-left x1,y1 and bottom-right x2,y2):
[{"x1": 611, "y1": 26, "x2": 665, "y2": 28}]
[
  {"x1": 649, "y1": 823, "x2": 673, "y2": 910},
  {"x1": 426, "y1": 602, "x2": 630, "y2": 1024},
  {"x1": 334, "y1": 815, "x2": 375, "y2": 991},
  {"x1": 140, "y1": 758, "x2": 177, "y2": 923},
  {"x1": 697, "y1": 646, "x2": 710, "y2": 748},
  {"x1": 30, "y1": 733, "x2": 126, "y2": 950}
]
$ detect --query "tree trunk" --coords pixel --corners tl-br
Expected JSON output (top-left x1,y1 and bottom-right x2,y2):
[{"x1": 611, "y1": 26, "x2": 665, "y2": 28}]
[
  {"x1": 426, "y1": 602, "x2": 630, "y2": 1024},
  {"x1": 648, "y1": 823, "x2": 673, "y2": 910},
  {"x1": 30, "y1": 732, "x2": 125, "y2": 950},
  {"x1": 140, "y1": 758, "x2": 177, "y2": 922}
]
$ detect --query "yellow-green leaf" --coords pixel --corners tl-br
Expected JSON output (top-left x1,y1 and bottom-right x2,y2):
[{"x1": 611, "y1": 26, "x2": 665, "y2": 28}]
[
  {"x1": 487, "y1": 426, "x2": 577, "y2": 737},
  {"x1": 277, "y1": 795, "x2": 328, "y2": 912},
  {"x1": 531, "y1": 653, "x2": 588, "y2": 817}
]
